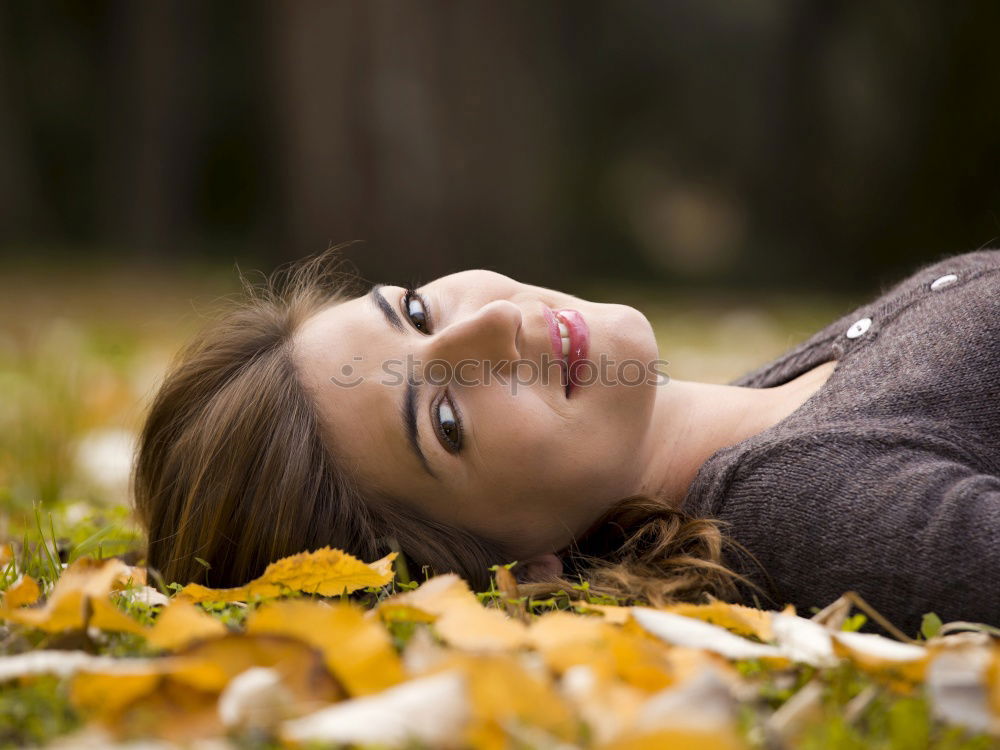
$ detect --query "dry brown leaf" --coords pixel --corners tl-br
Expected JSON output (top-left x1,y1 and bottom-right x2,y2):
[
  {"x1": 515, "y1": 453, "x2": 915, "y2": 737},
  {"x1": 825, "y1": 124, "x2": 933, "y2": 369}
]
[
  {"x1": 3, "y1": 574, "x2": 41, "y2": 608},
  {"x1": 246, "y1": 599, "x2": 404, "y2": 696},
  {"x1": 175, "y1": 547, "x2": 396, "y2": 603}
]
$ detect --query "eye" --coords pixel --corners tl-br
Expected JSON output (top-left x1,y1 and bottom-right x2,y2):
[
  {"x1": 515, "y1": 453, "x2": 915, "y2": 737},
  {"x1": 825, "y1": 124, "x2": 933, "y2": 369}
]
[
  {"x1": 434, "y1": 393, "x2": 462, "y2": 452},
  {"x1": 403, "y1": 289, "x2": 431, "y2": 333}
]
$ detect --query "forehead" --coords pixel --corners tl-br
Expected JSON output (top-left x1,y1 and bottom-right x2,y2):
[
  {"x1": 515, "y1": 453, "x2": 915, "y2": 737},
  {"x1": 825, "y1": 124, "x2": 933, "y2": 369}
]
[{"x1": 292, "y1": 295, "x2": 420, "y2": 493}]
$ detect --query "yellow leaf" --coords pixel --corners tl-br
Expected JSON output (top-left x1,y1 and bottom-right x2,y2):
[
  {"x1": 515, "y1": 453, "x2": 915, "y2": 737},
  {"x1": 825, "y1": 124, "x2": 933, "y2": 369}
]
[
  {"x1": 830, "y1": 630, "x2": 929, "y2": 691},
  {"x1": 378, "y1": 573, "x2": 476, "y2": 619},
  {"x1": 0, "y1": 558, "x2": 143, "y2": 633},
  {"x1": 529, "y1": 611, "x2": 606, "y2": 653},
  {"x1": 661, "y1": 601, "x2": 774, "y2": 641},
  {"x1": 146, "y1": 600, "x2": 227, "y2": 651},
  {"x1": 531, "y1": 613, "x2": 677, "y2": 693},
  {"x1": 600, "y1": 726, "x2": 749, "y2": 750},
  {"x1": 434, "y1": 603, "x2": 529, "y2": 651},
  {"x1": 246, "y1": 599, "x2": 404, "y2": 696},
  {"x1": 434, "y1": 653, "x2": 577, "y2": 750},
  {"x1": 378, "y1": 603, "x2": 436, "y2": 624},
  {"x1": 71, "y1": 672, "x2": 162, "y2": 719},
  {"x1": 574, "y1": 602, "x2": 632, "y2": 624},
  {"x1": 988, "y1": 643, "x2": 1000, "y2": 717},
  {"x1": 70, "y1": 633, "x2": 343, "y2": 743},
  {"x1": 175, "y1": 547, "x2": 396, "y2": 603},
  {"x1": 379, "y1": 574, "x2": 528, "y2": 651},
  {"x1": 89, "y1": 596, "x2": 148, "y2": 636},
  {"x1": 3, "y1": 575, "x2": 40, "y2": 608}
]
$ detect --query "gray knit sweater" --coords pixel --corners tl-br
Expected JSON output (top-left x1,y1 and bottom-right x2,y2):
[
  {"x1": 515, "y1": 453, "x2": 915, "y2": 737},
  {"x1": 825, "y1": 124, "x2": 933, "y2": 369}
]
[{"x1": 679, "y1": 249, "x2": 1000, "y2": 639}]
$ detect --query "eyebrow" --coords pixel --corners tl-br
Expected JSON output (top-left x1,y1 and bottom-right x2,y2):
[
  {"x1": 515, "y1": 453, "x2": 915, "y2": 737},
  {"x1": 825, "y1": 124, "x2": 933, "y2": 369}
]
[
  {"x1": 369, "y1": 283, "x2": 405, "y2": 332},
  {"x1": 370, "y1": 283, "x2": 437, "y2": 480}
]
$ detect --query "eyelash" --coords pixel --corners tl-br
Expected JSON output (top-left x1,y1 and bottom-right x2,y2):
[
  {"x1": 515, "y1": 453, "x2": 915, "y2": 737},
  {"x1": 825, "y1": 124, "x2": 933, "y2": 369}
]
[
  {"x1": 402, "y1": 288, "x2": 463, "y2": 453},
  {"x1": 402, "y1": 288, "x2": 432, "y2": 334}
]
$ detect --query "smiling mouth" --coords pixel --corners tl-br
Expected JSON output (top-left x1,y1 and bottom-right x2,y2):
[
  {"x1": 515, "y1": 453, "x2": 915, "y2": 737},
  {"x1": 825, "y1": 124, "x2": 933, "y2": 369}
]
[{"x1": 551, "y1": 309, "x2": 590, "y2": 398}]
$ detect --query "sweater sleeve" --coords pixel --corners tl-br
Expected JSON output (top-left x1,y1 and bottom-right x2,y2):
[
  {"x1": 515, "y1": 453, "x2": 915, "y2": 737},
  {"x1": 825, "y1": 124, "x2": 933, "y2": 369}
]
[{"x1": 715, "y1": 434, "x2": 1000, "y2": 639}]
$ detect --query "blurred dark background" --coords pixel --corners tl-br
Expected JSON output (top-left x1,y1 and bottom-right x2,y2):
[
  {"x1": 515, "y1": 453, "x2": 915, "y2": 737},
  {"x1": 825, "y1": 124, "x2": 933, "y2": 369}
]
[{"x1": 1, "y1": 0, "x2": 999, "y2": 292}]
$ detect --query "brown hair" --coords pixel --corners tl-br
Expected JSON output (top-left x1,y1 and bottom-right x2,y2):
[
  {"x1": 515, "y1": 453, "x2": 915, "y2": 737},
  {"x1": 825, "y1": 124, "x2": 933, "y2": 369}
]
[{"x1": 132, "y1": 247, "x2": 775, "y2": 607}]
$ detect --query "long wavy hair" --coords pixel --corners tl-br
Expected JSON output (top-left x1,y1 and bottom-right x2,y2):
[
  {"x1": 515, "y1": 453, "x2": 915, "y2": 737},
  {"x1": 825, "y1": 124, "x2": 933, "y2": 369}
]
[{"x1": 132, "y1": 247, "x2": 777, "y2": 608}]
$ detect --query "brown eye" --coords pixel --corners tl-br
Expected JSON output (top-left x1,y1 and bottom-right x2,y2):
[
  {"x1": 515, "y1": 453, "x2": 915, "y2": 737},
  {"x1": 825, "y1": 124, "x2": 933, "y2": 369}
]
[
  {"x1": 435, "y1": 394, "x2": 461, "y2": 452},
  {"x1": 404, "y1": 290, "x2": 430, "y2": 333}
]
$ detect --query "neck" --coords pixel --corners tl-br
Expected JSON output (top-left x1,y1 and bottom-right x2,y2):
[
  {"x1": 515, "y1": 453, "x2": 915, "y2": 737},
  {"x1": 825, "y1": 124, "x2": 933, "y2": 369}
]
[{"x1": 634, "y1": 367, "x2": 833, "y2": 508}]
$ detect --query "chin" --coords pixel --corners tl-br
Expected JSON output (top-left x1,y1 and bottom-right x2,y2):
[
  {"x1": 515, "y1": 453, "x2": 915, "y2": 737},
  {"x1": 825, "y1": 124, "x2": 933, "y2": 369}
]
[{"x1": 602, "y1": 303, "x2": 659, "y2": 363}]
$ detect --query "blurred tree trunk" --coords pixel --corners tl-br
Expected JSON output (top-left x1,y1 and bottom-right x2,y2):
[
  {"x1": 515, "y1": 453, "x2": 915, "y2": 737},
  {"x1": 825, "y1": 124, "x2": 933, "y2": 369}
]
[
  {"x1": 268, "y1": 0, "x2": 565, "y2": 283},
  {"x1": 99, "y1": 0, "x2": 200, "y2": 260},
  {"x1": 268, "y1": 0, "x2": 376, "y2": 268},
  {"x1": 0, "y1": 8, "x2": 45, "y2": 244}
]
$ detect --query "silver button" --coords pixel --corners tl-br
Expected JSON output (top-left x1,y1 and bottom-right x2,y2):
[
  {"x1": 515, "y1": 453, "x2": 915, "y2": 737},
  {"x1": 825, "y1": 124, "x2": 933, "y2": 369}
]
[
  {"x1": 846, "y1": 317, "x2": 872, "y2": 339},
  {"x1": 930, "y1": 273, "x2": 958, "y2": 291}
]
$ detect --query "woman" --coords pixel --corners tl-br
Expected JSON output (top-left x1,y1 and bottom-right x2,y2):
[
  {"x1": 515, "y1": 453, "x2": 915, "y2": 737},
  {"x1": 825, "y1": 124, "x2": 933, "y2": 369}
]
[{"x1": 133, "y1": 247, "x2": 1000, "y2": 638}]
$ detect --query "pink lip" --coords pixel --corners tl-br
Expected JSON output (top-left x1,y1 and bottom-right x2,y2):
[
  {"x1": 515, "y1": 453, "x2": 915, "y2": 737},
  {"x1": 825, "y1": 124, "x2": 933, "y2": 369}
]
[
  {"x1": 542, "y1": 307, "x2": 564, "y2": 361},
  {"x1": 553, "y1": 308, "x2": 590, "y2": 398}
]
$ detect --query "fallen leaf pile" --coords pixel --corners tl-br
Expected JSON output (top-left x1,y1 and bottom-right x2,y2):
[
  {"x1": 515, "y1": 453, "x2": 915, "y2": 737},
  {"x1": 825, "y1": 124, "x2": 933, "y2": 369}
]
[{"x1": 2, "y1": 547, "x2": 999, "y2": 748}]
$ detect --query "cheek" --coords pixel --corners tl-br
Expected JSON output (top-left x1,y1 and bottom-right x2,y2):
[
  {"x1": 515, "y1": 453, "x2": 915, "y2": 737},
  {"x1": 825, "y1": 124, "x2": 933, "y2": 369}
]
[{"x1": 483, "y1": 408, "x2": 627, "y2": 512}]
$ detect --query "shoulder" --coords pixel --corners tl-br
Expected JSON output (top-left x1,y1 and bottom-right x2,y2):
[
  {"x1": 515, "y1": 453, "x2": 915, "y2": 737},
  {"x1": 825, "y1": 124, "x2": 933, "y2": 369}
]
[
  {"x1": 684, "y1": 429, "x2": 1000, "y2": 634},
  {"x1": 687, "y1": 426, "x2": 982, "y2": 517}
]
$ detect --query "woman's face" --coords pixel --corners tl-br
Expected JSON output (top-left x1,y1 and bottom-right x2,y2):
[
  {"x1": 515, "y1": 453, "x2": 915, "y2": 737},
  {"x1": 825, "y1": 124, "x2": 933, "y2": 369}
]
[{"x1": 293, "y1": 270, "x2": 660, "y2": 560}]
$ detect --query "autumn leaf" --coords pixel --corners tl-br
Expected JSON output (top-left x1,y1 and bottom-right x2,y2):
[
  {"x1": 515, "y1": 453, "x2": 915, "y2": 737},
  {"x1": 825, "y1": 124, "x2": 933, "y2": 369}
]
[
  {"x1": 454, "y1": 653, "x2": 578, "y2": 750},
  {"x1": 632, "y1": 608, "x2": 789, "y2": 666},
  {"x1": 88, "y1": 595, "x2": 149, "y2": 636},
  {"x1": 380, "y1": 574, "x2": 528, "y2": 651},
  {"x1": 661, "y1": 600, "x2": 774, "y2": 641},
  {"x1": 246, "y1": 599, "x2": 404, "y2": 696},
  {"x1": 71, "y1": 633, "x2": 343, "y2": 742},
  {"x1": 145, "y1": 600, "x2": 228, "y2": 651},
  {"x1": 174, "y1": 547, "x2": 396, "y2": 603},
  {"x1": 600, "y1": 725, "x2": 749, "y2": 750},
  {"x1": 0, "y1": 557, "x2": 145, "y2": 633},
  {"x1": 830, "y1": 629, "x2": 929, "y2": 691},
  {"x1": 2, "y1": 574, "x2": 41, "y2": 608},
  {"x1": 281, "y1": 669, "x2": 470, "y2": 747}
]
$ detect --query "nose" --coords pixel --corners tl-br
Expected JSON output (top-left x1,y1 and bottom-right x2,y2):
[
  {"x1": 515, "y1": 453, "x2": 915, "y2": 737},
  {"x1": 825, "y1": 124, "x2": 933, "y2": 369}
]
[{"x1": 422, "y1": 299, "x2": 522, "y2": 372}]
